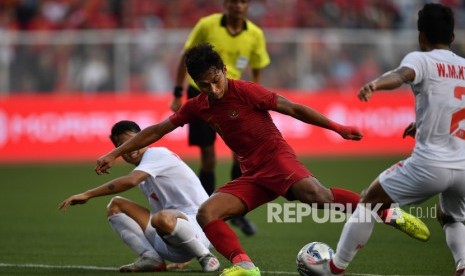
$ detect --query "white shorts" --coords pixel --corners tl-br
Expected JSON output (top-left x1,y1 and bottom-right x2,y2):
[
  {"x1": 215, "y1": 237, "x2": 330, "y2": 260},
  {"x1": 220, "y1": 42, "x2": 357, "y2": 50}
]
[
  {"x1": 379, "y1": 157, "x2": 465, "y2": 221},
  {"x1": 144, "y1": 213, "x2": 212, "y2": 263}
]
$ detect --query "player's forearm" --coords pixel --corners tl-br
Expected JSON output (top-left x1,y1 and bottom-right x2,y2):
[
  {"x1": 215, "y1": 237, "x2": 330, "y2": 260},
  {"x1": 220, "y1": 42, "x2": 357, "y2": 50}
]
[
  {"x1": 277, "y1": 96, "x2": 334, "y2": 130},
  {"x1": 113, "y1": 125, "x2": 163, "y2": 157},
  {"x1": 292, "y1": 104, "x2": 353, "y2": 135},
  {"x1": 371, "y1": 70, "x2": 407, "y2": 91},
  {"x1": 85, "y1": 177, "x2": 136, "y2": 199},
  {"x1": 292, "y1": 104, "x2": 332, "y2": 128}
]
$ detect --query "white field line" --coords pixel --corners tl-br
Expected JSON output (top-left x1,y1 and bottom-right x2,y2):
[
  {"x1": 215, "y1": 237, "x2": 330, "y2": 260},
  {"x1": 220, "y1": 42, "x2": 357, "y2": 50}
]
[
  {"x1": 0, "y1": 263, "x2": 116, "y2": 271},
  {"x1": 0, "y1": 263, "x2": 441, "y2": 276}
]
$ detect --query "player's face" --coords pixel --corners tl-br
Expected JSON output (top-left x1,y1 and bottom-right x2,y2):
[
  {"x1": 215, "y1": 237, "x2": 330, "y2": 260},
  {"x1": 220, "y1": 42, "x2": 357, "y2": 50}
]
[
  {"x1": 195, "y1": 67, "x2": 228, "y2": 100},
  {"x1": 224, "y1": 0, "x2": 249, "y2": 20},
  {"x1": 114, "y1": 131, "x2": 147, "y2": 166}
]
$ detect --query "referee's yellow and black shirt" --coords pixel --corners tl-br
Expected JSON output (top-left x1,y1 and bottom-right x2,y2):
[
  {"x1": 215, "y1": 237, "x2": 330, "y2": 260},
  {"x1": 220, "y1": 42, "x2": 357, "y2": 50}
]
[{"x1": 185, "y1": 13, "x2": 270, "y2": 88}]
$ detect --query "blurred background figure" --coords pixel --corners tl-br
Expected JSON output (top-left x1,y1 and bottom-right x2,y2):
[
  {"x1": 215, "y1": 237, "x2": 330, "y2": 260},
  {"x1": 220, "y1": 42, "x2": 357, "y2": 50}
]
[{"x1": 74, "y1": 46, "x2": 111, "y2": 92}]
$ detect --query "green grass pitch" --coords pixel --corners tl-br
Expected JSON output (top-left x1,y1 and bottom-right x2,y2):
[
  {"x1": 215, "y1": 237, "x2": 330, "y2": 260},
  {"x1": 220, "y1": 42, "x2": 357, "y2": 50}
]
[{"x1": 0, "y1": 156, "x2": 454, "y2": 275}]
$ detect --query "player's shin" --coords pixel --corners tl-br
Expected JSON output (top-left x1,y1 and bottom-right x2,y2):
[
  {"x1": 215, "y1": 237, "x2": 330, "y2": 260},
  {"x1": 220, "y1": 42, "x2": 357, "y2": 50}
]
[
  {"x1": 330, "y1": 188, "x2": 361, "y2": 211},
  {"x1": 108, "y1": 213, "x2": 161, "y2": 261},
  {"x1": 163, "y1": 218, "x2": 209, "y2": 257},
  {"x1": 444, "y1": 222, "x2": 465, "y2": 270},
  {"x1": 163, "y1": 218, "x2": 220, "y2": 272},
  {"x1": 203, "y1": 219, "x2": 255, "y2": 267},
  {"x1": 332, "y1": 205, "x2": 376, "y2": 272}
]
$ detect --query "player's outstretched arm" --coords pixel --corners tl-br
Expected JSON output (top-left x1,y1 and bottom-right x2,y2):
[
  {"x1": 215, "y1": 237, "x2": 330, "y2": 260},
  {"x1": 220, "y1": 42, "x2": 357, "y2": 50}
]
[
  {"x1": 359, "y1": 67, "x2": 415, "y2": 102},
  {"x1": 95, "y1": 119, "x2": 177, "y2": 175},
  {"x1": 59, "y1": 171, "x2": 149, "y2": 211},
  {"x1": 275, "y1": 95, "x2": 363, "y2": 140}
]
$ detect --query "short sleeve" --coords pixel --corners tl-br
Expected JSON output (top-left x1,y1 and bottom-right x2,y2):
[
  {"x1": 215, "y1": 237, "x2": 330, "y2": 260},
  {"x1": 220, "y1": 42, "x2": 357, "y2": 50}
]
[
  {"x1": 400, "y1": 51, "x2": 425, "y2": 85},
  {"x1": 240, "y1": 81, "x2": 277, "y2": 110},
  {"x1": 134, "y1": 149, "x2": 171, "y2": 178},
  {"x1": 168, "y1": 99, "x2": 196, "y2": 127}
]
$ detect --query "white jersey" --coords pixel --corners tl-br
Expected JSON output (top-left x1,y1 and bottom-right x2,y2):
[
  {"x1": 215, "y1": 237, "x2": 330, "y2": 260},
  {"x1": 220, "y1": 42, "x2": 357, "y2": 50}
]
[
  {"x1": 400, "y1": 49, "x2": 465, "y2": 169},
  {"x1": 134, "y1": 147, "x2": 208, "y2": 215}
]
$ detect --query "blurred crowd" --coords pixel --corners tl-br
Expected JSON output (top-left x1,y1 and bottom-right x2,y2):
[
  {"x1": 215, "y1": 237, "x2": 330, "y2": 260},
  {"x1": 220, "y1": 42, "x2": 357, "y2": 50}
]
[
  {"x1": 2, "y1": 0, "x2": 464, "y2": 31},
  {"x1": 1, "y1": 0, "x2": 464, "y2": 93}
]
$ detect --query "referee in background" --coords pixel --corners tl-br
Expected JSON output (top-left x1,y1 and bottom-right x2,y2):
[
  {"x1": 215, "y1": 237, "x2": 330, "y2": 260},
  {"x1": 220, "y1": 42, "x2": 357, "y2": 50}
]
[{"x1": 170, "y1": 0, "x2": 270, "y2": 236}]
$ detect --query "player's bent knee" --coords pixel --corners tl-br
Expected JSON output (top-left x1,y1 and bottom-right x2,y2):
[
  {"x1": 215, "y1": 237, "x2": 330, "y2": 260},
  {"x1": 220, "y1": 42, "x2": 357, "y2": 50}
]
[
  {"x1": 152, "y1": 211, "x2": 177, "y2": 234},
  {"x1": 313, "y1": 188, "x2": 333, "y2": 206},
  {"x1": 359, "y1": 181, "x2": 392, "y2": 206},
  {"x1": 196, "y1": 204, "x2": 220, "y2": 227},
  {"x1": 292, "y1": 179, "x2": 332, "y2": 206},
  {"x1": 106, "y1": 196, "x2": 126, "y2": 216},
  {"x1": 302, "y1": 189, "x2": 330, "y2": 206},
  {"x1": 196, "y1": 207, "x2": 210, "y2": 227}
]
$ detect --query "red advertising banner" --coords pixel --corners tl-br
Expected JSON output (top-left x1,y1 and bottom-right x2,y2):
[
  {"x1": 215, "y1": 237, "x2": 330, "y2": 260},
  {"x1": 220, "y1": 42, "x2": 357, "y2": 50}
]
[{"x1": 0, "y1": 91, "x2": 415, "y2": 163}]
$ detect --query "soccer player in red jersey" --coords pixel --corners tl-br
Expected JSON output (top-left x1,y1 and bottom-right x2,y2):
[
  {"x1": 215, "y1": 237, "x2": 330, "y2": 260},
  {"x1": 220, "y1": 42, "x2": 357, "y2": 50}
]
[{"x1": 95, "y1": 44, "x2": 428, "y2": 276}]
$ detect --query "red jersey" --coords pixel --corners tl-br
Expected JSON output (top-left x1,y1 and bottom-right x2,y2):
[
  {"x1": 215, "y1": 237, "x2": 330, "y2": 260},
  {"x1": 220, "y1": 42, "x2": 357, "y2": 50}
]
[{"x1": 169, "y1": 79, "x2": 296, "y2": 174}]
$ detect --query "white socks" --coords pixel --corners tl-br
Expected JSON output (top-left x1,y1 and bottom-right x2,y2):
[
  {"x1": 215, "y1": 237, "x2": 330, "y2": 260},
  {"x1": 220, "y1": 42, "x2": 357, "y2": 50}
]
[
  {"x1": 333, "y1": 205, "x2": 376, "y2": 270},
  {"x1": 333, "y1": 206, "x2": 465, "y2": 272},
  {"x1": 163, "y1": 218, "x2": 209, "y2": 257},
  {"x1": 108, "y1": 214, "x2": 210, "y2": 262},
  {"x1": 444, "y1": 222, "x2": 465, "y2": 268},
  {"x1": 108, "y1": 213, "x2": 162, "y2": 261}
]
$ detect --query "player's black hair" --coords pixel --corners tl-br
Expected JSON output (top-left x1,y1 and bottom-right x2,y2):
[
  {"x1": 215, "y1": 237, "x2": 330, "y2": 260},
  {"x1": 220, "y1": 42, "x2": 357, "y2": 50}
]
[
  {"x1": 109, "y1": 120, "x2": 141, "y2": 146},
  {"x1": 417, "y1": 3, "x2": 454, "y2": 46},
  {"x1": 184, "y1": 43, "x2": 225, "y2": 81}
]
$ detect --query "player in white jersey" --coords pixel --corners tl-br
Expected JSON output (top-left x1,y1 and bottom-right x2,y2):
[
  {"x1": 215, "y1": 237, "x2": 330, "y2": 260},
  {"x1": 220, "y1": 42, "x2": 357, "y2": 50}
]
[
  {"x1": 59, "y1": 120, "x2": 220, "y2": 273},
  {"x1": 326, "y1": 3, "x2": 465, "y2": 275}
]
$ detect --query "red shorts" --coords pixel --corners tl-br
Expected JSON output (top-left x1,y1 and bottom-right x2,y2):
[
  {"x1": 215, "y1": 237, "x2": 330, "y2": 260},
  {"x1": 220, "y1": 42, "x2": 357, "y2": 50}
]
[{"x1": 216, "y1": 150, "x2": 312, "y2": 212}]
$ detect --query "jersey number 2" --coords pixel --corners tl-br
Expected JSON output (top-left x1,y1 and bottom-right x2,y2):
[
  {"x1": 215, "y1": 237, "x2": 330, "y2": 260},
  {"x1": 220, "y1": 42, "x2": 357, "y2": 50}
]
[{"x1": 451, "y1": 86, "x2": 465, "y2": 140}]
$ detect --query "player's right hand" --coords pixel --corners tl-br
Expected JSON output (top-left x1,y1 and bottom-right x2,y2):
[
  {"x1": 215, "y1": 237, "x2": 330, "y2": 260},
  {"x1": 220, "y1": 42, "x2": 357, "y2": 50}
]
[
  {"x1": 170, "y1": 97, "x2": 182, "y2": 112},
  {"x1": 340, "y1": 126, "x2": 363, "y2": 141},
  {"x1": 95, "y1": 153, "x2": 116, "y2": 175}
]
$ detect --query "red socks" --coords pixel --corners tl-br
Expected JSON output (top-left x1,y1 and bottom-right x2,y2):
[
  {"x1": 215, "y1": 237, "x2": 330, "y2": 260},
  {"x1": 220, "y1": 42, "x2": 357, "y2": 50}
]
[
  {"x1": 329, "y1": 259, "x2": 345, "y2": 274},
  {"x1": 331, "y1": 187, "x2": 391, "y2": 222},
  {"x1": 203, "y1": 219, "x2": 250, "y2": 263},
  {"x1": 232, "y1": 254, "x2": 252, "y2": 264},
  {"x1": 330, "y1": 187, "x2": 360, "y2": 211},
  {"x1": 378, "y1": 208, "x2": 392, "y2": 223}
]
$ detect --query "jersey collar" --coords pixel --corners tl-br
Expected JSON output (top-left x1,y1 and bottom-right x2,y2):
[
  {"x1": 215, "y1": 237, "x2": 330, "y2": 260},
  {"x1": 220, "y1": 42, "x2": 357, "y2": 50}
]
[{"x1": 220, "y1": 14, "x2": 248, "y2": 35}]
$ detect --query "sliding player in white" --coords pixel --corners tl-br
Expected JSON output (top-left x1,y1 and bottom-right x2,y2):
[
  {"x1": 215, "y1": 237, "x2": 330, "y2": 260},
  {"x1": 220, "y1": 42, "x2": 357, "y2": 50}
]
[{"x1": 59, "y1": 120, "x2": 220, "y2": 273}]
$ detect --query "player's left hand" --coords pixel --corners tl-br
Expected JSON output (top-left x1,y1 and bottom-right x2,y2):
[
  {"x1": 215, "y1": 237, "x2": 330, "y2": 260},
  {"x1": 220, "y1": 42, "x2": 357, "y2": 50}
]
[
  {"x1": 58, "y1": 193, "x2": 89, "y2": 211},
  {"x1": 95, "y1": 153, "x2": 116, "y2": 175},
  {"x1": 339, "y1": 126, "x2": 363, "y2": 140},
  {"x1": 358, "y1": 82, "x2": 376, "y2": 102}
]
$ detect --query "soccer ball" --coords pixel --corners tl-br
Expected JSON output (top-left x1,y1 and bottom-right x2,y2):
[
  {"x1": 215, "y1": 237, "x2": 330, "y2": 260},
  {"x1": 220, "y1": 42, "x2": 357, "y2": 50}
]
[{"x1": 296, "y1": 242, "x2": 334, "y2": 276}]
